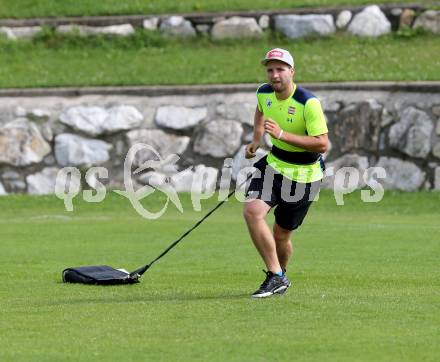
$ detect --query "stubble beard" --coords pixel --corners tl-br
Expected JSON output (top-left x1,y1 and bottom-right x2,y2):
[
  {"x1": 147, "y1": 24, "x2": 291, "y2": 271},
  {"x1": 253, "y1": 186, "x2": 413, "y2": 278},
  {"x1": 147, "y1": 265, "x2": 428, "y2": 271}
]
[
  {"x1": 271, "y1": 81, "x2": 284, "y2": 92},
  {"x1": 271, "y1": 81, "x2": 287, "y2": 94}
]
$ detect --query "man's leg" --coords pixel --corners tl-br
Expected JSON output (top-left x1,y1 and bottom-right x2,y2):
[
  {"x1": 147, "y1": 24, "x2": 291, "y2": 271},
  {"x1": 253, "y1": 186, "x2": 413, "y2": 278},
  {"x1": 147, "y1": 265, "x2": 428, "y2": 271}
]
[
  {"x1": 243, "y1": 199, "x2": 282, "y2": 273},
  {"x1": 273, "y1": 222, "x2": 293, "y2": 271}
]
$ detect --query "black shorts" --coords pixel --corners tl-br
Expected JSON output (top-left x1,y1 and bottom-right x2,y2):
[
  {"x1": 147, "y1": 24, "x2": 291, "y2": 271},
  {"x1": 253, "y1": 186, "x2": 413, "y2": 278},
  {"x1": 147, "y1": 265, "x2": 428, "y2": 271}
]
[{"x1": 245, "y1": 156, "x2": 321, "y2": 231}]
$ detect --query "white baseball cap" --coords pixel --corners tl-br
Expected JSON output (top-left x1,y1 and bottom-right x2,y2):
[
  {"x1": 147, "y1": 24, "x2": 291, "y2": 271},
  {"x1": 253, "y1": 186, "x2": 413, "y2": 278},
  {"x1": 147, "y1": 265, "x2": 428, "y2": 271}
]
[{"x1": 261, "y1": 48, "x2": 294, "y2": 68}]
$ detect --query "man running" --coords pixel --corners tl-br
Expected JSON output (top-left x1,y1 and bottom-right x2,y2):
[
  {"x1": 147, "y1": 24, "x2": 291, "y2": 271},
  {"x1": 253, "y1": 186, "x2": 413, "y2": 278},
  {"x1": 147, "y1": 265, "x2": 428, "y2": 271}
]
[{"x1": 244, "y1": 48, "x2": 329, "y2": 298}]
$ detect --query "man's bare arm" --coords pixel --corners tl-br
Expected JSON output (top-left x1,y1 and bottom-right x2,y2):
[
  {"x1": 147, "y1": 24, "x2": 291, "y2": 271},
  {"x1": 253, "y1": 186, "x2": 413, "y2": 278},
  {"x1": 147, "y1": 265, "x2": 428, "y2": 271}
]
[
  {"x1": 245, "y1": 106, "x2": 265, "y2": 159},
  {"x1": 264, "y1": 119, "x2": 328, "y2": 153}
]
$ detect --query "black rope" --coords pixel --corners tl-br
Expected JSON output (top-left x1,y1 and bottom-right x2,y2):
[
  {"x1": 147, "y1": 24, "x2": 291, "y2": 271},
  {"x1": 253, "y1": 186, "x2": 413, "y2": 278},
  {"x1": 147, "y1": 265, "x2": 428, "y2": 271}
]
[{"x1": 130, "y1": 173, "x2": 253, "y2": 278}]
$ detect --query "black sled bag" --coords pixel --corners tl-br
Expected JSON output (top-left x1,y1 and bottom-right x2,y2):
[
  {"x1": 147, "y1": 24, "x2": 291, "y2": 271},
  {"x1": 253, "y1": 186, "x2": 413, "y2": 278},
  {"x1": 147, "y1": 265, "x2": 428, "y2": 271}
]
[{"x1": 62, "y1": 265, "x2": 139, "y2": 285}]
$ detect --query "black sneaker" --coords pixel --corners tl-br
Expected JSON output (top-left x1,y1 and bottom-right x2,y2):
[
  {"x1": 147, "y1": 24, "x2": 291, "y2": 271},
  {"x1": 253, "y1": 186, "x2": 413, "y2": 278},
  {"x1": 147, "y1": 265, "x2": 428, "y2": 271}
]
[
  {"x1": 251, "y1": 270, "x2": 291, "y2": 298},
  {"x1": 275, "y1": 273, "x2": 292, "y2": 295}
]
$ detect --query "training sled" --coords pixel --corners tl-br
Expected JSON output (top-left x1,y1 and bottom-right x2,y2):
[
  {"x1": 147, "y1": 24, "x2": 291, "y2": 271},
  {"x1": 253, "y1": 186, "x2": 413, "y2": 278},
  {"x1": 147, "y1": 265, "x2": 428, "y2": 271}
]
[
  {"x1": 62, "y1": 265, "x2": 141, "y2": 285},
  {"x1": 62, "y1": 174, "x2": 253, "y2": 286}
]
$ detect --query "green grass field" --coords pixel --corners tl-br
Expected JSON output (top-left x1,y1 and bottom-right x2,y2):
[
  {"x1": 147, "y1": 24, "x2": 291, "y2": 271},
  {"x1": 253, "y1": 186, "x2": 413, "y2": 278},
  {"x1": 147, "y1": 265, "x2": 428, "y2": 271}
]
[
  {"x1": 0, "y1": 30, "x2": 438, "y2": 88},
  {"x1": 1, "y1": 191, "x2": 439, "y2": 361},
  {"x1": 0, "y1": 0, "x2": 428, "y2": 18}
]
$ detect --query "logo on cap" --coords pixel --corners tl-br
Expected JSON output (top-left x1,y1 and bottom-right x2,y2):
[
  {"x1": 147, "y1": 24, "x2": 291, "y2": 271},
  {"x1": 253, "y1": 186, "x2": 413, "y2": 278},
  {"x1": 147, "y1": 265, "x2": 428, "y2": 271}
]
[{"x1": 268, "y1": 50, "x2": 283, "y2": 59}]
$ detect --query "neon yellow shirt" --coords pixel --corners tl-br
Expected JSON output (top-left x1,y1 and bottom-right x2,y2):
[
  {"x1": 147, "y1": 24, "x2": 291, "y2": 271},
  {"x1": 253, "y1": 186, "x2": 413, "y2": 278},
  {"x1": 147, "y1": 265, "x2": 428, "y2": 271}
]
[{"x1": 256, "y1": 82, "x2": 328, "y2": 183}]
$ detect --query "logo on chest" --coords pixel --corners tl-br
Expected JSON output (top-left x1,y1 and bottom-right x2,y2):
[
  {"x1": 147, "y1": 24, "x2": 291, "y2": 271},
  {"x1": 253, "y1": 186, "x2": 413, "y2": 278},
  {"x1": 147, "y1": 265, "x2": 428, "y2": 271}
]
[
  {"x1": 286, "y1": 106, "x2": 296, "y2": 122},
  {"x1": 266, "y1": 98, "x2": 272, "y2": 108}
]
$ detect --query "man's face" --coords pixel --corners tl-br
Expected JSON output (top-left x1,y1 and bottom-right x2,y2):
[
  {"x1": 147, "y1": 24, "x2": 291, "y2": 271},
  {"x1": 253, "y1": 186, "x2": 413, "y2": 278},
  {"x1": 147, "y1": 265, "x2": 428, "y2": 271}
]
[{"x1": 265, "y1": 60, "x2": 294, "y2": 93}]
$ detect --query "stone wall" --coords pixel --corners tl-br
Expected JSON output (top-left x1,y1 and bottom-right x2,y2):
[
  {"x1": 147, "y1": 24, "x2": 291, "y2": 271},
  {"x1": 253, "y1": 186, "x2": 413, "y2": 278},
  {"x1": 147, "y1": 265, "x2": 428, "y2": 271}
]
[
  {"x1": 0, "y1": 5, "x2": 438, "y2": 40},
  {"x1": 0, "y1": 83, "x2": 439, "y2": 195}
]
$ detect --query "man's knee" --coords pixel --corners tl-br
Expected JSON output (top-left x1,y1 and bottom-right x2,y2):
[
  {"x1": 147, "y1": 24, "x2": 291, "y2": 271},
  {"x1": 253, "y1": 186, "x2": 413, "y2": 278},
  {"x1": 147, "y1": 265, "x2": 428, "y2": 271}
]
[{"x1": 243, "y1": 200, "x2": 269, "y2": 223}]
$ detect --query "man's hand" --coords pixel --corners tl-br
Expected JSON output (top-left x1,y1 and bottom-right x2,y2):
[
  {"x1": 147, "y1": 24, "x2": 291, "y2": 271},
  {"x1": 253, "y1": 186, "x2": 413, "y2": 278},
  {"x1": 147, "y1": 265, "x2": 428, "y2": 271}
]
[
  {"x1": 245, "y1": 142, "x2": 260, "y2": 159},
  {"x1": 264, "y1": 119, "x2": 282, "y2": 139}
]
